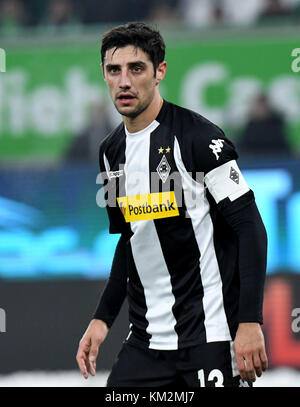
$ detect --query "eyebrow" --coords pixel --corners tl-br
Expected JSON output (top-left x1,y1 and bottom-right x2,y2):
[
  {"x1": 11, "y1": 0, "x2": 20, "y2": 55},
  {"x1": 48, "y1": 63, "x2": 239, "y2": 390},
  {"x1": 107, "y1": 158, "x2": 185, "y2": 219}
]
[{"x1": 105, "y1": 61, "x2": 147, "y2": 70}]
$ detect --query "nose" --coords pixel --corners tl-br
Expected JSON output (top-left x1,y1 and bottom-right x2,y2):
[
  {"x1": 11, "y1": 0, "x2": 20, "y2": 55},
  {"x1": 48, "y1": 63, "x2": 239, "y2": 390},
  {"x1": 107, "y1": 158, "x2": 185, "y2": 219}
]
[{"x1": 119, "y1": 68, "x2": 131, "y2": 89}]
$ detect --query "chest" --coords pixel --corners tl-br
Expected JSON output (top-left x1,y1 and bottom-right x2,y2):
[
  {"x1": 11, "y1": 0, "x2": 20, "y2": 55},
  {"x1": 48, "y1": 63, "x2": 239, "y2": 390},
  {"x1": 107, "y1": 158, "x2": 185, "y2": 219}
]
[
  {"x1": 106, "y1": 128, "x2": 186, "y2": 223},
  {"x1": 108, "y1": 128, "x2": 180, "y2": 197}
]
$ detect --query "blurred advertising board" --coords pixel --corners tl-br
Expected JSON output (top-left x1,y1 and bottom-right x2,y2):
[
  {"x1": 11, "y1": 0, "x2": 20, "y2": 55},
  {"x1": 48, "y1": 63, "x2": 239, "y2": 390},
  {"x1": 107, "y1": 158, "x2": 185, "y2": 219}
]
[{"x1": 0, "y1": 32, "x2": 300, "y2": 161}]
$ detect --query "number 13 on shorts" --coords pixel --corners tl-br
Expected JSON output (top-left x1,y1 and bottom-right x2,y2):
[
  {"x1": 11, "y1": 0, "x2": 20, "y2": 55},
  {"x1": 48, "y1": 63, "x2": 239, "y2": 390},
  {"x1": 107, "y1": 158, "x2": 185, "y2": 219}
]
[{"x1": 198, "y1": 369, "x2": 224, "y2": 387}]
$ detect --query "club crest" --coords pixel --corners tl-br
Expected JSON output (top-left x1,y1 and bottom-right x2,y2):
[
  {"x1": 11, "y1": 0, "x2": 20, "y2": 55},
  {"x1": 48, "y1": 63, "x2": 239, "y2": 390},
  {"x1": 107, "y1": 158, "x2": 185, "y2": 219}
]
[{"x1": 156, "y1": 154, "x2": 171, "y2": 183}]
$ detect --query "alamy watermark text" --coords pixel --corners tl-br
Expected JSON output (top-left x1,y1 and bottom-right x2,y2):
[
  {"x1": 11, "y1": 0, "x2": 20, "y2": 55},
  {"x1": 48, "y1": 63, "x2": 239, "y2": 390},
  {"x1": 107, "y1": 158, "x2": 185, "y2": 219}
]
[{"x1": 291, "y1": 48, "x2": 300, "y2": 73}]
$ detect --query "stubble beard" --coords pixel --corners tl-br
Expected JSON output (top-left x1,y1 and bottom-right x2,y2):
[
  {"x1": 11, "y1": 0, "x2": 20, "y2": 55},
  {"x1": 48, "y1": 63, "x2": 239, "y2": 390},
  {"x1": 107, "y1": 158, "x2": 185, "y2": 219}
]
[{"x1": 114, "y1": 90, "x2": 156, "y2": 119}]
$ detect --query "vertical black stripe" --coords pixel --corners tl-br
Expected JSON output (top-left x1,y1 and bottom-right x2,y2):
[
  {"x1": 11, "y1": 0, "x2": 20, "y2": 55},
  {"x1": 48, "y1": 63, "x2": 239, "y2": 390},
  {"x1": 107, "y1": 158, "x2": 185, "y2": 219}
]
[
  {"x1": 149, "y1": 125, "x2": 206, "y2": 347},
  {"x1": 126, "y1": 241, "x2": 152, "y2": 346}
]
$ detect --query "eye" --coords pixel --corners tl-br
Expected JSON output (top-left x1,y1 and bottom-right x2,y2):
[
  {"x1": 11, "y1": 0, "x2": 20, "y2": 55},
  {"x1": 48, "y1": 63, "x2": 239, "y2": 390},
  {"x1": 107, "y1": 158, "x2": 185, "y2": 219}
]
[
  {"x1": 108, "y1": 66, "x2": 120, "y2": 73},
  {"x1": 132, "y1": 66, "x2": 142, "y2": 72}
]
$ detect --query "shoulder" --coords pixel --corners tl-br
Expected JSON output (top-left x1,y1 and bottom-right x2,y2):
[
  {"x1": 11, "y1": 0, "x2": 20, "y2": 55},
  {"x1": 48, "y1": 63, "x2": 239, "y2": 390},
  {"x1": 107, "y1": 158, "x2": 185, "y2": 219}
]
[
  {"x1": 99, "y1": 122, "x2": 125, "y2": 157},
  {"x1": 170, "y1": 101, "x2": 229, "y2": 148},
  {"x1": 170, "y1": 102, "x2": 238, "y2": 174},
  {"x1": 98, "y1": 122, "x2": 125, "y2": 173}
]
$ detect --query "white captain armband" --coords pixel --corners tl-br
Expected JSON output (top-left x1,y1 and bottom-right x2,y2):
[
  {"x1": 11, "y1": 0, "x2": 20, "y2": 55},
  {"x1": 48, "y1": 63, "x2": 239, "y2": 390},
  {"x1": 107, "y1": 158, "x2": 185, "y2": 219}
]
[{"x1": 204, "y1": 160, "x2": 250, "y2": 204}]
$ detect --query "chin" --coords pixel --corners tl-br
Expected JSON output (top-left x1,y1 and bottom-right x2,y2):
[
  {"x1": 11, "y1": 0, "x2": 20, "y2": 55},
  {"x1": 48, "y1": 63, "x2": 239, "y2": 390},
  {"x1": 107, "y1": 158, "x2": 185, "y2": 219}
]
[
  {"x1": 120, "y1": 110, "x2": 139, "y2": 119},
  {"x1": 115, "y1": 104, "x2": 139, "y2": 118}
]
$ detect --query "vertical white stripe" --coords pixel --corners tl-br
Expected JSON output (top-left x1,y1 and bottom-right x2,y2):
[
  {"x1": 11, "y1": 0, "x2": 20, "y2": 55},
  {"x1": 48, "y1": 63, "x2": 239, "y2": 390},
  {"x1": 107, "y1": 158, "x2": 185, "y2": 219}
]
[
  {"x1": 124, "y1": 121, "x2": 178, "y2": 350},
  {"x1": 174, "y1": 137, "x2": 232, "y2": 343},
  {"x1": 103, "y1": 152, "x2": 110, "y2": 177},
  {"x1": 230, "y1": 341, "x2": 239, "y2": 377}
]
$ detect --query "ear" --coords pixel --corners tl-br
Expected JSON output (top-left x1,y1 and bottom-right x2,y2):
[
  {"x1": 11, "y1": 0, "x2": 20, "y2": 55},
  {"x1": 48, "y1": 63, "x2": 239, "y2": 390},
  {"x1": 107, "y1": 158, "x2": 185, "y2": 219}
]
[{"x1": 155, "y1": 61, "x2": 167, "y2": 85}]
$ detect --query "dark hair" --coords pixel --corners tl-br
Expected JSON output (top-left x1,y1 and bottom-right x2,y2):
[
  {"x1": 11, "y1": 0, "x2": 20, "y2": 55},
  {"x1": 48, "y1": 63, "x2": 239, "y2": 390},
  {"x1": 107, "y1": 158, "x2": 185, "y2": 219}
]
[{"x1": 101, "y1": 22, "x2": 166, "y2": 73}]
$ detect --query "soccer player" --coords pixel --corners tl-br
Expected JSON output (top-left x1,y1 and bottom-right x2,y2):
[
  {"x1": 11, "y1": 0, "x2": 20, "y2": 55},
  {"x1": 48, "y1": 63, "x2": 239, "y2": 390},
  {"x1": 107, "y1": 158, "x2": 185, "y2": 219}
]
[{"x1": 76, "y1": 22, "x2": 268, "y2": 387}]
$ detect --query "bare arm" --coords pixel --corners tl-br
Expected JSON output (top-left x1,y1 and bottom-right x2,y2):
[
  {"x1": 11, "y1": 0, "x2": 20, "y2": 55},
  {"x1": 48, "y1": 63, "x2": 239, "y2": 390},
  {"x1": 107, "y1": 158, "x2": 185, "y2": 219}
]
[{"x1": 76, "y1": 232, "x2": 128, "y2": 379}]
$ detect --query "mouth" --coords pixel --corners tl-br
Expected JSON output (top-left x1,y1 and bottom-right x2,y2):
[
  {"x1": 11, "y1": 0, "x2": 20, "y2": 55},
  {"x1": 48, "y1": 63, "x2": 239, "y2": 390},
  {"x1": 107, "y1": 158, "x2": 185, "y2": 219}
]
[{"x1": 117, "y1": 94, "x2": 136, "y2": 105}]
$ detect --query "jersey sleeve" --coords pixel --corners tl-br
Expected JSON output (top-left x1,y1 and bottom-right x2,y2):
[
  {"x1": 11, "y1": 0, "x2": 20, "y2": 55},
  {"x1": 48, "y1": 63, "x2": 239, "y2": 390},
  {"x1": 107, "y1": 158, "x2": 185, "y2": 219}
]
[
  {"x1": 92, "y1": 232, "x2": 128, "y2": 327},
  {"x1": 189, "y1": 122, "x2": 251, "y2": 209},
  {"x1": 192, "y1": 123, "x2": 239, "y2": 175},
  {"x1": 99, "y1": 141, "x2": 127, "y2": 234},
  {"x1": 189, "y1": 122, "x2": 267, "y2": 324}
]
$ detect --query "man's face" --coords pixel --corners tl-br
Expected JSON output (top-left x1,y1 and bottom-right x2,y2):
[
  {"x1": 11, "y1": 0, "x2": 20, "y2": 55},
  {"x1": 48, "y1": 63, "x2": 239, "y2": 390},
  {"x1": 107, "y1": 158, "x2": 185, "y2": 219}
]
[{"x1": 102, "y1": 45, "x2": 160, "y2": 118}]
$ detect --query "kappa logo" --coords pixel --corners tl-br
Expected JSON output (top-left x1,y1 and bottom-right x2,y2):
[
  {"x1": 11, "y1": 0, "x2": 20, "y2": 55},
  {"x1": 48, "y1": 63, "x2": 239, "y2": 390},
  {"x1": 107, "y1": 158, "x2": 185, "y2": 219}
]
[
  {"x1": 209, "y1": 139, "x2": 224, "y2": 160},
  {"x1": 156, "y1": 154, "x2": 171, "y2": 183},
  {"x1": 229, "y1": 167, "x2": 240, "y2": 184},
  {"x1": 108, "y1": 169, "x2": 124, "y2": 179}
]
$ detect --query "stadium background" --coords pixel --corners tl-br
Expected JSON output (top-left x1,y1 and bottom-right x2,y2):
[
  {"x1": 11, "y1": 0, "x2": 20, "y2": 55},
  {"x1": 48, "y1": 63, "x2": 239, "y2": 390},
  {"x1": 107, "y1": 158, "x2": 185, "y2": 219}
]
[{"x1": 0, "y1": 0, "x2": 300, "y2": 387}]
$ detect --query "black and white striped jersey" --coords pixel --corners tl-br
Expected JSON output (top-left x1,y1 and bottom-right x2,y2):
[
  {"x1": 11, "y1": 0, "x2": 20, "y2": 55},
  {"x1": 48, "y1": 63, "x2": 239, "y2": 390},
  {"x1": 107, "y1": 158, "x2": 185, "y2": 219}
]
[{"x1": 98, "y1": 99, "x2": 266, "y2": 350}]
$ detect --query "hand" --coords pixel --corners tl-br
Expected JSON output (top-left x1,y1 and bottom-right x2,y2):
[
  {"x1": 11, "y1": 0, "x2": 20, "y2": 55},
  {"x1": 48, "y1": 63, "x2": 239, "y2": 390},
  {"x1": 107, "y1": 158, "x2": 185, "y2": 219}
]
[
  {"x1": 233, "y1": 322, "x2": 268, "y2": 383},
  {"x1": 76, "y1": 319, "x2": 109, "y2": 379}
]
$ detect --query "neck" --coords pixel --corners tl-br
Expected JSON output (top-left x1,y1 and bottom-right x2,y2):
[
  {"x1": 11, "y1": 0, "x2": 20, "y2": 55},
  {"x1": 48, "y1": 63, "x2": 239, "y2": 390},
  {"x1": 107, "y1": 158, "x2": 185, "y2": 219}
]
[{"x1": 123, "y1": 93, "x2": 163, "y2": 133}]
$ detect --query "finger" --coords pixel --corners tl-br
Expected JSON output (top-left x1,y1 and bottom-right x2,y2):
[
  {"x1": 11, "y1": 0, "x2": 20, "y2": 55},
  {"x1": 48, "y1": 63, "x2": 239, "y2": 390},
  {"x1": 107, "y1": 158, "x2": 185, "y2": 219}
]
[
  {"x1": 76, "y1": 340, "x2": 91, "y2": 379},
  {"x1": 244, "y1": 355, "x2": 256, "y2": 382},
  {"x1": 259, "y1": 348, "x2": 268, "y2": 371},
  {"x1": 76, "y1": 351, "x2": 89, "y2": 379},
  {"x1": 87, "y1": 341, "x2": 100, "y2": 376},
  {"x1": 253, "y1": 351, "x2": 262, "y2": 377},
  {"x1": 87, "y1": 357, "x2": 96, "y2": 376},
  {"x1": 235, "y1": 353, "x2": 247, "y2": 381}
]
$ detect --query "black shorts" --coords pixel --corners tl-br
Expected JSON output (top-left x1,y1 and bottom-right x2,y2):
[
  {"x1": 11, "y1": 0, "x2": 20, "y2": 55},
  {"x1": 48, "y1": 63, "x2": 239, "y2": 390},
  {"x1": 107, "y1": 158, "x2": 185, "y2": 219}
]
[{"x1": 106, "y1": 340, "x2": 252, "y2": 387}]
